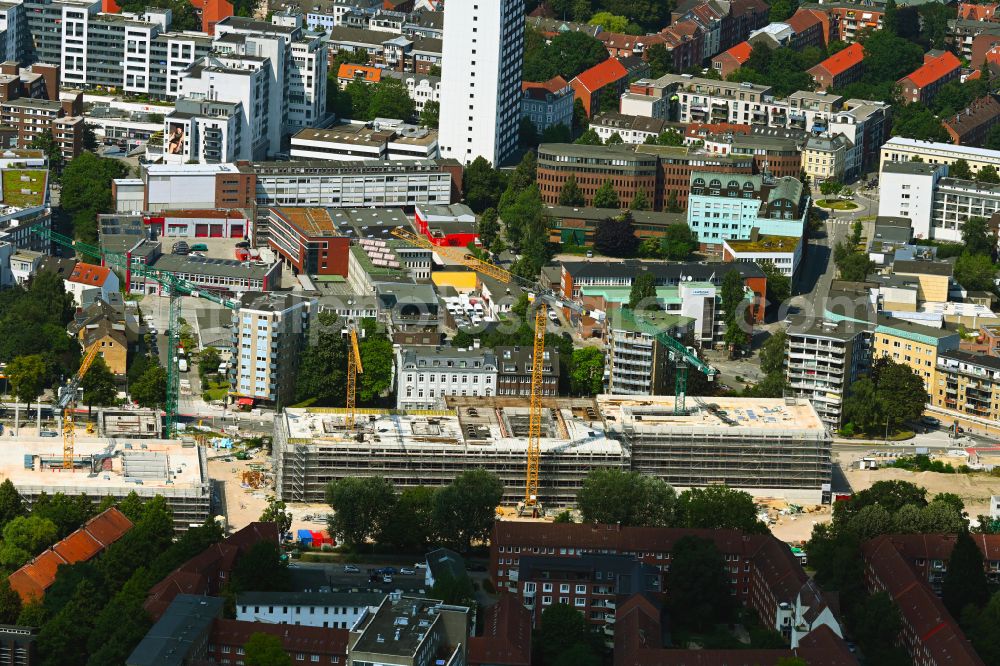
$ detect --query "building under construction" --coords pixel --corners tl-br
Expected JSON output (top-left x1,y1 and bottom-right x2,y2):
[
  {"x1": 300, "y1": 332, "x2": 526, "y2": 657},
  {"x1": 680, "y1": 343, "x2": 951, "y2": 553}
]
[
  {"x1": 598, "y1": 395, "x2": 832, "y2": 504},
  {"x1": 0, "y1": 437, "x2": 210, "y2": 529},
  {"x1": 272, "y1": 398, "x2": 626, "y2": 505}
]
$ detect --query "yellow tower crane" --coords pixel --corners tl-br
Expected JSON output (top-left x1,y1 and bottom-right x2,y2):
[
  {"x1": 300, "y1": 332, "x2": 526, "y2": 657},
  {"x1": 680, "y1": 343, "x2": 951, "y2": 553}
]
[
  {"x1": 390, "y1": 227, "x2": 514, "y2": 283},
  {"x1": 58, "y1": 343, "x2": 102, "y2": 469},
  {"x1": 345, "y1": 327, "x2": 364, "y2": 429}
]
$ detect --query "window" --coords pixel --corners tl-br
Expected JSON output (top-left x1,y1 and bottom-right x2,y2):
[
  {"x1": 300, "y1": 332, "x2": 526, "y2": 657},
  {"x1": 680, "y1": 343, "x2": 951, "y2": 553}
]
[
  {"x1": 560, "y1": 584, "x2": 570, "y2": 593},
  {"x1": 575, "y1": 585, "x2": 586, "y2": 594}
]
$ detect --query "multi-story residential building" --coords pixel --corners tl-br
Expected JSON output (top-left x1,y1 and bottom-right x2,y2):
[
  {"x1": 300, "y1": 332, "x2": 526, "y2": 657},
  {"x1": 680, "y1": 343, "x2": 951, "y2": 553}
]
[
  {"x1": 702, "y1": 130, "x2": 805, "y2": 179},
  {"x1": 880, "y1": 136, "x2": 1000, "y2": 178},
  {"x1": 671, "y1": 0, "x2": 770, "y2": 58},
  {"x1": 712, "y1": 41, "x2": 753, "y2": 79},
  {"x1": 396, "y1": 345, "x2": 498, "y2": 410},
  {"x1": 605, "y1": 310, "x2": 696, "y2": 395},
  {"x1": 814, "y1": 2, "x2": 883, "y2": 43},
  {"x1": 536, "y1": 143, "x2": 755, "y2": 212},
  {"x1": 941, "y1": 95, "x2": 1000, "y2": 146},
  {"x1": 787, "y1": 317, "x2": 870, "y2": 429},
  {"x1": 326, "y1": 26, "x2": 442, "y2": 74},
  {"x1": 863, "y1": 536, "x2": 987, "y2": 666},
  {"x1": 877, "y1": 161, "x2": 946, "y2": 241},
  {"x1": 802, "y1": 133, "x2": 852, "y2": 184},
  {"x1": 873, "y1": 316, "x2": 961, "y2": 395},
  {"x1": 492, "y1": 523, "x2": 843, "y2": 646},
  {"x1": 0, "y1": 94, "x2": 84, "y2": 159},
  {"x1": 687, "y1": 172, "x2": 807, "y2": 251},
  {"x1": 559, "y1": 260, "x2": 768, "y2": 324},
  {"x1": 383, "y1": 69, "x2": 440, "y2": 114},
  {"x1": 932, "y1": 350, "x2": 1000, "y2": 437},
  {"x1": 898, "y1": 50, "x2": 962, "y2": 106},
  {"x1": 0, "y1": 3, "x2": 22, "y2": 64},
  {"x1": 438, "y1": 0, "x2": 523, "y2": 166},
  {"x1": 521, "y1": 76, "x2": 573, "y2": 134},
  {"x1": 570, "y1": 56, "x2": 647, "y2": 118},
  {"x1": 948, "y1": 18, "x2": 1000, "y2": 61},
  {"x1": 931, "y1": 176, "x2": 1000, "y2": 244},
  {"x1": 349, "y1": 596, "x2": 472, "y2": 666},
  {"x1": 495, "y1": 345, "x2": 559, "y2": 397},
  {"x1": 236, "y1": 591, "x2": 384, "y2": 629},
  {"x1": 305, "y1": 0, "x2": 381, "y2": 30},
  {"x1": 808, "y1": 42, "x2": 864, "y2": 91},
  {"x1": 229, "y1": 292, "x2": 316, "y2": 408},
  {"x1": 161, "y1": 96, "x2": 244, "y2": 164},
  {"x1": 589, "y1": 112, "x2": 668, "y2": 144},
  {"x1": 265, "y1": 207, "x2": 351, "y2": 277},
  {"x1": 515, "y1": 554, "x2": 660, "y2": 632}
]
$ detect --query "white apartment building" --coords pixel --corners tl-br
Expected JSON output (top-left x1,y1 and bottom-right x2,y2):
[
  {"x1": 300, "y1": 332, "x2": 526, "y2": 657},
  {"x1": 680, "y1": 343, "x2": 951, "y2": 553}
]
[
  {"x1": 306, "y1": 0, "x2": 381, "y2": 31},
  {"x1": 396, "y1": 346, "x2": 498, "y2": 410},
  {"x1": 879, "y1": 137, "x2": 1000, "y2": 176},
  {"x1": 230, "y1": 292, "x2": 316, "y2": 407},
  {"x1": 877, "y1": 161, "x2": 946, "y2": 241},
  {"x1": 383, "y1": 70, "x2": 440, "y2": 114},
  {"x1": 161, "y1": 98, "x2": 243, "y2": 164},
  {"x1": 236, "y1": 591, "x2": 384, "y2": 630},
  {"x1": 438, "y1": 0, "x2": 524, "y2": 166}
]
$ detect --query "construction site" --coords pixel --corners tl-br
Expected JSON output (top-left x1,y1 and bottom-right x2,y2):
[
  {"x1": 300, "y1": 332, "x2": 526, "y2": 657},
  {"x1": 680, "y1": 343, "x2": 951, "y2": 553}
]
[
  {"x1": 599, "y1": 395, "x2": 833, "y2": 504},
  {"x1": 271, "y1": 395, "x2": 834, "y2": 507},
  {"x1": 0, "y1": 435, "x2": 211, "y2": 530},
  {"x1": 272, "y1": 397, "x2": 627, "y2": 505}
]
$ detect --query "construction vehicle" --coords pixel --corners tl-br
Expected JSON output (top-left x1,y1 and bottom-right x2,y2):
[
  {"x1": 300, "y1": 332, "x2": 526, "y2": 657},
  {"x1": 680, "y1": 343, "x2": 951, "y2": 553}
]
[
  {"x1": 345, "y1": 326, "x2": 364, "y2": 429},
  {"x1": 56, "y1": 343, "x2": 101, "y2": 469},
  {"x1": 35, "y1": 228, "x2": 239, "y2": 438},
  {"x1": 619, "y1": 307, "x2": 716, "y2": 414}
]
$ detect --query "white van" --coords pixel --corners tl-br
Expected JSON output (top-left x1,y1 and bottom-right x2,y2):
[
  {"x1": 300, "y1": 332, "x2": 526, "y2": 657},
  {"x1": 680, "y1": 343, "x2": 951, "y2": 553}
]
[{"x1": 178, "y1": 358, "x2": 189, "y2": 372}]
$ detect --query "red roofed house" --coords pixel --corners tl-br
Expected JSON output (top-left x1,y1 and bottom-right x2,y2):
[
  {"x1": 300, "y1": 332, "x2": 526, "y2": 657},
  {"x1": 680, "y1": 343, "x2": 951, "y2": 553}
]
[
  {"x1": 899, "y1": 50, "x2": 963, "y2": 105},
  {"x1": 942, "y1": 95, "x2": 1000, "y2": 145},
  {"x1": 570, "y1": 57, "x2": 648, "y2": 117},
  {"x1": 337, "y1": 63, "x2": 382, "y2": 88},
  {"x1": 145, "y1": 522, "x2": 279, "y2": 620},
  {"x1": 958, "y1": 2, "x2": 998, "y2": 21},
  {"x1": 808, "y1": 42, "x2": 865, "y2": 91},
  {"x1": 8, "y1": 508, "x2": 133, "y2": 603},
  {"x1": 786, "y1": 8, "x2": 830, "y2": 49},
  {"x1": 64, "y1": 261, "x2": 120, "y2": 307},
  {"x1": 468, "y1": 595, "x2": 532, "y2": 666},
  {"x1": 522, "y1": 76, "x2": 574, "y2": 133},
  {"x1": 712, "y1": 40, "x2": 753, "y2": 78}
]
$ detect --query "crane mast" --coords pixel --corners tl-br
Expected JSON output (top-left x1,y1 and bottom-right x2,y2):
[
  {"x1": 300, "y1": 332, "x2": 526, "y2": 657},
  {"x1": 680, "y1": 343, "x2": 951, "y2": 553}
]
[
  {"x1": 523, "y1": 305, "x2": 546, "y2": 509},
  {"x1": 59, "y1": 343, "x2": 101, "y2": 469},
  {"x1": 345, "y1": 327, "x2": 364, "y2": 429}
]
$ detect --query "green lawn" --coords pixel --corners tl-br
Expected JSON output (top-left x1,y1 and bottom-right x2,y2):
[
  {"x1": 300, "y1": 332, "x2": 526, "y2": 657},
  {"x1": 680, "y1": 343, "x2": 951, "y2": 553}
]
[
  {"x1": 816, "y1": 199, "x2": 859, "y2": 211},
  {"x1": 2, "y1": 170, "x2": 47, "y2": 207}
]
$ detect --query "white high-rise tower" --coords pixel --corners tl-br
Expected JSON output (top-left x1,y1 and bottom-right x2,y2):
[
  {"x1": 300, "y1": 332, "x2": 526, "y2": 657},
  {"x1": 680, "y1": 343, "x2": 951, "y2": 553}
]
[{"x1": 438, "y1": 0, "x2": 524, "y2": 167}]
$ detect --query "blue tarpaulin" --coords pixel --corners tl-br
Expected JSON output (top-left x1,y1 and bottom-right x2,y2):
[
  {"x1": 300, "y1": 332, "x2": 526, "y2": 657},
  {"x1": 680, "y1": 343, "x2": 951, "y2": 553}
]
[{"x1": 297, "y1": 529, "x2": 313, "y2": 545}]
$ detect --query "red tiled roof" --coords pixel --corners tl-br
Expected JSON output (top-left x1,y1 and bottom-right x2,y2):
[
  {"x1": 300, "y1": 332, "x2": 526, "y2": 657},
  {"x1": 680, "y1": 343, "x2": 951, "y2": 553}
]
[
  {"x1": 572, "y1": 58, "x2": 628, "y2": 94},
  {"x1": 786, "y1": 9, "x2": 823, "y2": 34},
  {"x1": 721, "y1": 41, "x2": 753, "y2": 65},
  {"x1": 958, "y1": 2, "x2": 998, "y2": 20},
  {"x1": 67, "y1": 262, "x2": 112, "y2": 287},
  {"x1": 685, "y1": 122, "x2": 752, "y2": 138},
  {"x1": 8, "y1": 508, "x2": 133, "y2": 602},
  {"x1": 810, "y1": 42, "x2": 865, "y2": 78},
  {"x1": 197, "y1": 0, "x2": 233, "y2": 34},
  {"x1": 102, "y1": 0, "x2": 120, "y2": 11},
  {"x1": 338, "y1": 63, "x2": 382, "y2": 83},
  {"x1": 468, "y1": 595, "x2": 532, "y2": 666},
  {"x1": 900, "y1": 51, "x2": 962, "y2": 89},
  {"x1": 522, "y1": 76, "x2": 570, "y2": 99}
]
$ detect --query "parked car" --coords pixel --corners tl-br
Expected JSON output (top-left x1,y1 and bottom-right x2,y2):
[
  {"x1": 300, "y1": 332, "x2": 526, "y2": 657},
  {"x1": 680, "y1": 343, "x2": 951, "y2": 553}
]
[
  {"x1": 414, "y1": 562, "x2": 427, "y2": 570},
  {"x1": 921, "y1": 416, "x2": 941, "y2": 427},
  {"x1": 190, "y1": 243, "x2": 208, "y2": 252},
  {"x1": 399, "y1": 567, "x2": 415, "y2": 575},
  {"x1": 172, "y1": 241, "x2": 190, "y2": 255},
  {"x1": 382, "y1": 574, "x2": 393, "y2": 584},
  {"x1": 40, "y1": 430, "x2": 58, "y2": 437},
  {"x1": 343, "y1": 565, "x2": 360, "y2": 573}
]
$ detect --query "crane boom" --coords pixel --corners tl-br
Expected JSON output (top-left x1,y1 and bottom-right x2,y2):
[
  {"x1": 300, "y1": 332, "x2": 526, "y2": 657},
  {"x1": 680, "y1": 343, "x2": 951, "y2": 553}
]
[
  {"x1": 524, "y1": 306, "x2": 546, "y2": 508},
  {"x1": 345, "y1": 327, "x2": 364, "y2": 429},
  {"x1": 390, "y1": 227, "x2": 515, "y2": 284},
  {"x1": 621, "y1": 307, "x2": 716, "y2": 415},
  {"x1": 61, "y1": 343, "x2": 102, "y2": 469}
]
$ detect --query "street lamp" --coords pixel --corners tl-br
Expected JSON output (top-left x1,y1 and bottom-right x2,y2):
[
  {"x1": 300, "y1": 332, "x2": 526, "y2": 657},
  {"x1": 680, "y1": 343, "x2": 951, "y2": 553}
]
[{"x1": 884, "y1": 415, "x2": 890, "y2": 446}]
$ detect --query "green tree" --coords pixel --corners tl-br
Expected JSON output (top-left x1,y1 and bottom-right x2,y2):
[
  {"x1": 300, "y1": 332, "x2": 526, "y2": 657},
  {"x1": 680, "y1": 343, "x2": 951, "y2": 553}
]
[
  {"x1": 130, "y1": 364, "x2": 167, "y2": 409},
  {"x1": 605, "y1": 131, "x2": 624, "y2": 145},
  {"x1": 657, "y1": 128, "x2": 685, "y2": 146},
  {"x1": 920, "y1": 499, "x2": 967, "y2": 533},
  {"x1": 954, "y1": 253, "x2": 997, "y2": 292},
  {"x1": 835, "y1": 242, "x2": 874, "y2": 281},
  {"x1": 259, "y1": 496, "x2": 292, "y2": 537},
  {"x1": 367, "y1": 77, "x2": 416, "y2": 120},
  {"x1": 540, "y1": 123, "x2": 573, "y2": 143},
  {"x1": 587, "y1": 11, "x2": 631, "y2": 32},
  {"x1": 646, "y1": 44, "x2": 673, "y2": 78},
  {"x1": 0, "y1": 480, "x2": 26, "y2": 530},
  {"x1": 519, "y1": 117, "x2": 539, "y2": 148},
  {"x1": 558, "y1": 174, "x2": 586, "y2": 207},
  {"x1": 433, "y1": 469, "x2": 503, "y2": 552},
  {"x1": 7, "y1": 354, "x2": 48, "y2": 409},
  {"x1": 197, "y1": 347, "x2": 222, "y2": 381},
  {"x1": 431, "y1": 571, "x2": 476, "y2": 606},
  {"x1": 463, "y1": 157, "x2": 505, "y2": 213},
  {"x1": 0, "y1": 580, "x2": 21, "y2": 625},
  {"x1": 60, "y1": 152, "x2": 130, "y2": 243},
  {"x1": 758, "y1": 260, "x2": 791, "y2": 308},
  {"x1": 665, "y1": 190, "x2": 683, "y2": 214},
  {"x1": 523, "y1": 30, "x2": 611, "y2": 81},
  {"x1": 378, "y1": 486, "x2": 437, "y2": 551},
  {"x1": 3, "y1": 516, "x2": 58, "y2": 555},
  {"x1": 721, "y1": 270, "x2": 750, "y2": 352},
  {"x1": 358, "y1": 323, "x2": 393, "y2": 404},
  {"x1": 325, "y1": 476, "x2": 396, "y2": 549},
  {"x1": 961, "y1": 217, "x2": 996, "y2": 258},
  {"x1": 80, "y1": 356, "x2": 117, "y2": 413},
  {"x1": 759, "y1": 330, "x2": 788, "y2": 376},
  {"x1": 295, "y1": 311, "x2": 347, "y2": 406},
  {"x1": 477, "y1": 207, "x2": 501, "y2": 249},
  {"x1": 419, "y1": 100, "x2": 440, "y2": 128},
  {"x1": 629, "y1": 188, "x2": 650, "y2": 211},
  {"x1": 943, "y1": 530, "x2": 989, "y2": 618},
  {"x1": 978, "y1": 165, "x2": 1000, "y2": 185},
  {"x1": 892, "y1": 103, "x2": 951, "y2": 142},
  {"x1": 232, "y1": 541, "x2": 290, "y2": 593},
  {"x1": 628, "y1": 272, "x2": 658, "y2": 309},
  {"x1": 570, "y1": 347, "x2": 605, "y2": 396},
  {"x1": 968, "y1": 591, "x2": 1000, "y2": 664},
  {"x1": 668, "y1": 536, "x2": 733, "y2": 630},
  {"x1": 577, "y1": 468, "x2": 676, "y2": 527},
  {"x1": 987, "y1": 124, "x2": 1000, "y2": 151},
  {"x1": 30, "y1": 492, "x2": 95, "y2": 539},
  {"x1": 28, "y1": 131, "x2": 64, "y2": 176},
  {"x1": 851, "y1": 592, "x2": 911, "y2": 665},
  {"x1": 574, "y1": 128, "x2": 602, "y2": 145},
  {"x1": 592, "y1": 181, "x2": 620, "y2": 209},
  {"x1": 769, "y1": 0, "x2": 799, "y2": 21},
  {"x1": 536, "y1": 604, "x2": 600, "y2": 666},
  {"x1": 950, "y1": 159, "x2": 973, "y2": 180},
  {"x1": 676, "y1": 486, "x2": 767, "y2": 533},
  {"x1": 244, "y1": 632, "x2": 292, "y2": 666},
  {"x1": 593, "y1": 212, "x2": 639, "y2": 257}
]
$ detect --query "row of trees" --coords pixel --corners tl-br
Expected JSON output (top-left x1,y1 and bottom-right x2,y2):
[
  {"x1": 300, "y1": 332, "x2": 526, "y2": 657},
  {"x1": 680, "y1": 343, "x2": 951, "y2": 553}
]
[
  {"x1": 527, "y1": 0, "x2": 671, "y2": 32},
  {"x1": 833, "y1": 220, "x2": 874, "y2": 282},
  {"x1": 325, "y1": 470, "x2": 503, "y2": 552}
]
